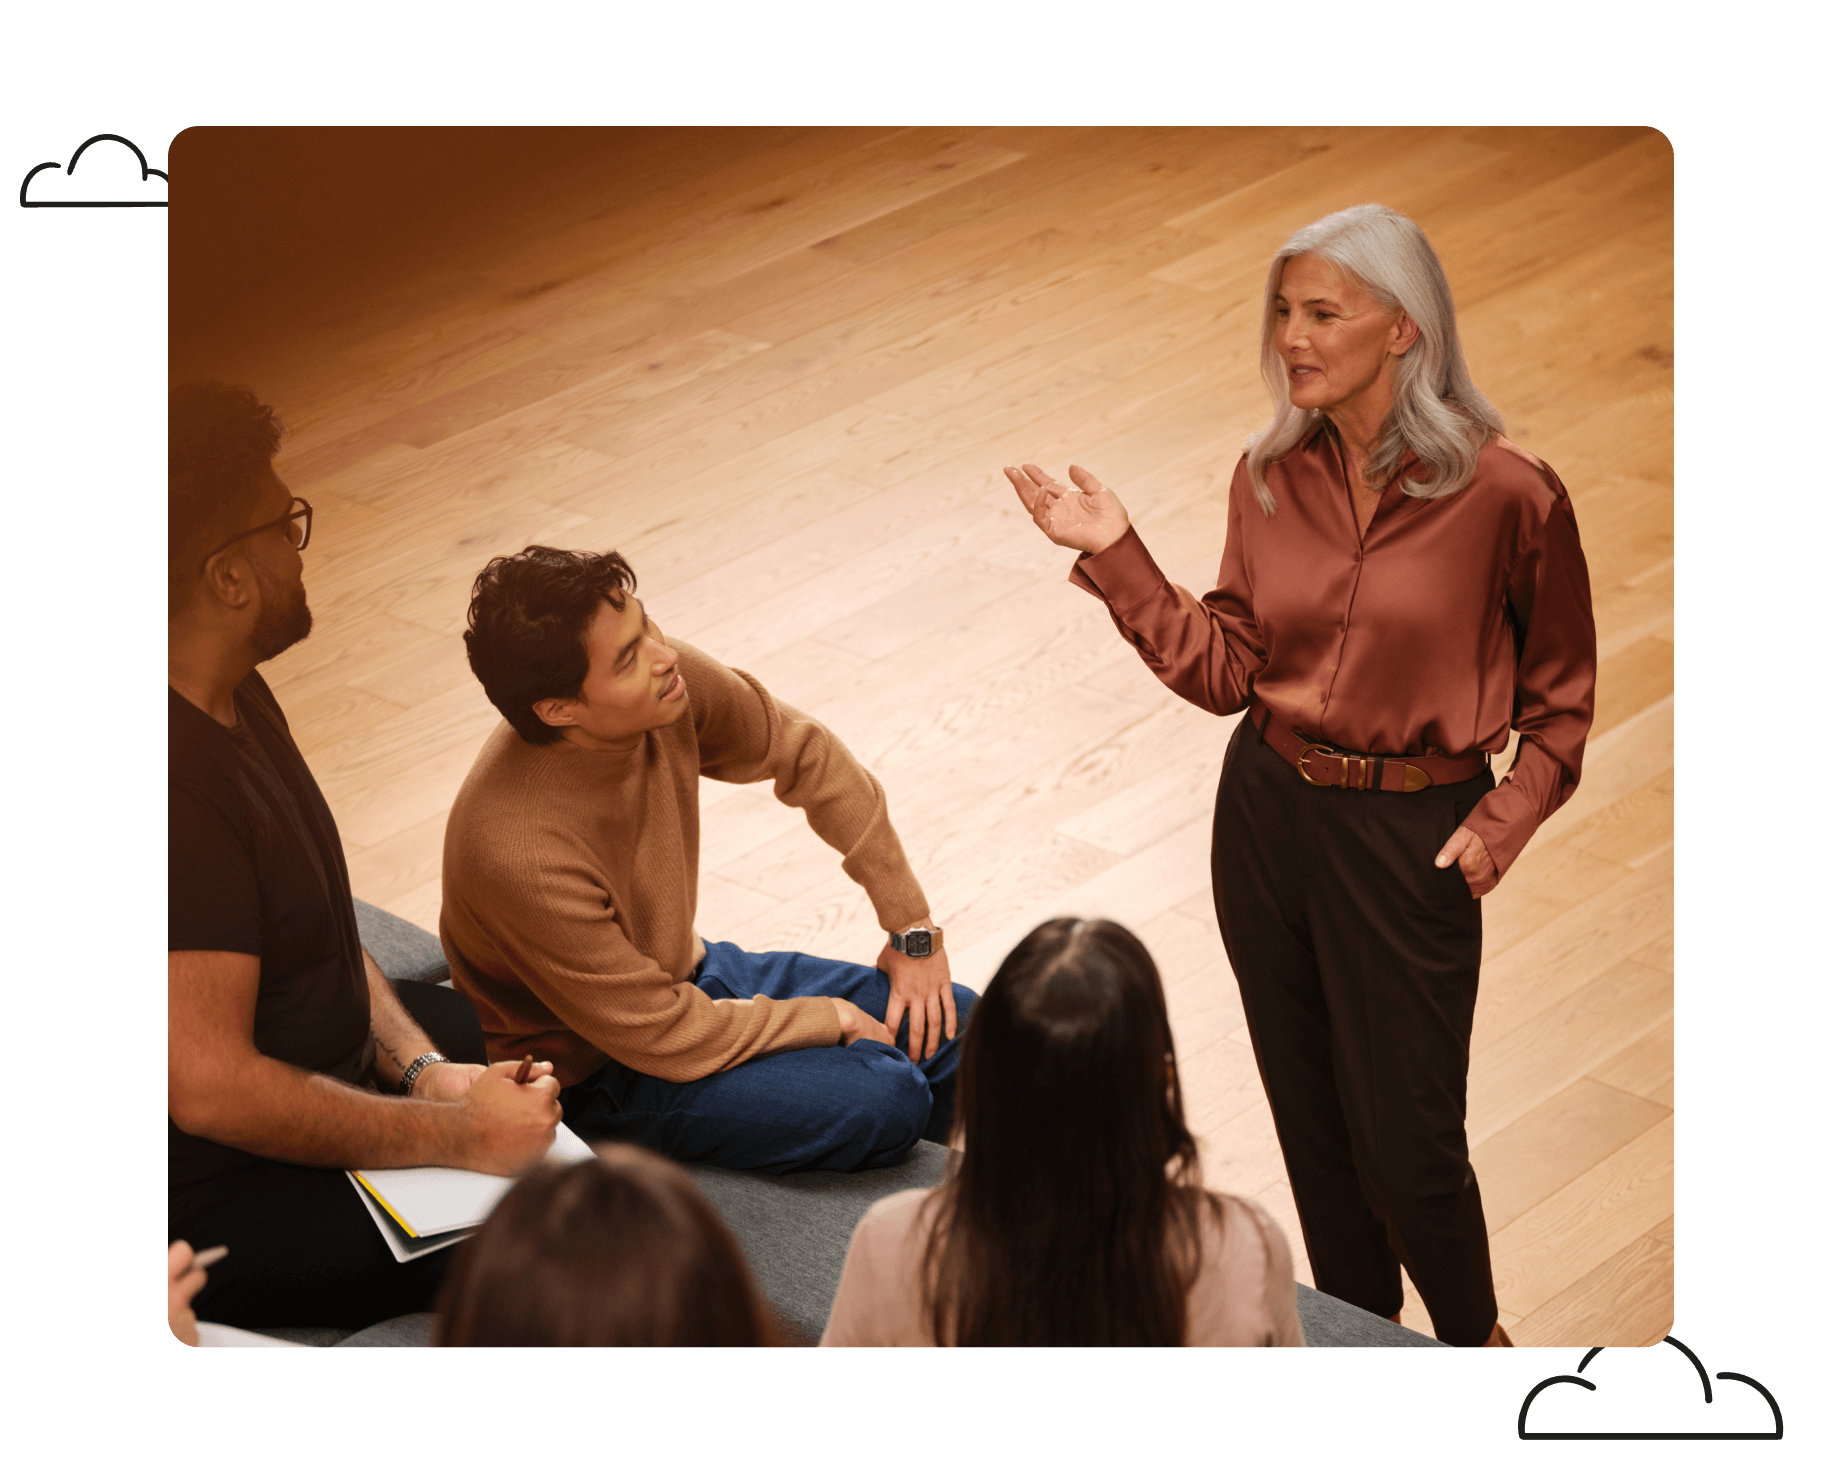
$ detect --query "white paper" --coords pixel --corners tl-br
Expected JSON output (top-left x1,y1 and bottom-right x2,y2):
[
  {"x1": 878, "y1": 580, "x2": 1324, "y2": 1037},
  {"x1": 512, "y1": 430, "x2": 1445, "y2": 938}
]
[
  {"x1": 194, "y1": 1321, "x2": 301, "y2": 1348},
  {"x1": 346, "y1": 1171, "x2": 475, "y2": 1264},
  {"x1": 347, "y1": 1123, "x2": 595, "y2": 1242}
]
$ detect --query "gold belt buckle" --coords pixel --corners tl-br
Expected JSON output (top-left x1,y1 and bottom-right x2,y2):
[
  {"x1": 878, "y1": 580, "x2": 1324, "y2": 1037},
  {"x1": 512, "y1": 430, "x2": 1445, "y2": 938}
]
[
  {"x1": 1296, "y1": 742, "x2": 1340, "y2": 787},
  {"x1": 1296, "y1": 741, "x2": 1378, "y2": 790},
  {"x1": 1297, "y1": 735, "x2": 1433, "y2": 792}
]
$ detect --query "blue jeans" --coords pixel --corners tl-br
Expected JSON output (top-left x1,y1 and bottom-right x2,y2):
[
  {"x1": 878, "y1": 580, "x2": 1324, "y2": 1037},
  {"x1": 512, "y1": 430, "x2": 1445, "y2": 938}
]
[{"x1": 560, "y1": 941, "x2": 977, "y2": 1174}]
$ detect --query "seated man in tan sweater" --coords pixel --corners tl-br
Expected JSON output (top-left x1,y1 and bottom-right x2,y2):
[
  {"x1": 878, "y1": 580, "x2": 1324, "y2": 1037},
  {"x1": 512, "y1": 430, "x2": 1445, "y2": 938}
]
[{"x1": 441, "y1": 545, "x2": 976, "y2": 1173}]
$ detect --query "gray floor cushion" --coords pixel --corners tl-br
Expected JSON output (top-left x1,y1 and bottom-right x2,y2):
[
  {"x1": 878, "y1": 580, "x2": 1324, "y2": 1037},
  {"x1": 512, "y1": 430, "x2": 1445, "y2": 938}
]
[
  {"x1": 1296, "y1": 1285, "x2": 1442, "y2": 1346},
  {"x1": 332, "y1": 1312, "x2": 440, "y2": 1347},
  {"x1": 684, "y1": 1141, "x2": 953, "y2": 1345},
  {"x1": 354, "y1": 897, "x2": 451, "y2": 984},
  {"x1": 326, "y1": 904, "x2": 1442, "y2": 1348},
  {"x1": 265, "y1": 1149, "x2": 1443, "y2": 1348},
  {"x1": 254, "y1": 1326, "x2": 347, "y2": 1346}
]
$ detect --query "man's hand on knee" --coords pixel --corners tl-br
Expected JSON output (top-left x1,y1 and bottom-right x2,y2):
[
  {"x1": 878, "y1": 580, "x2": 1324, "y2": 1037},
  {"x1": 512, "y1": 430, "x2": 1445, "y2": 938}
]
[
  {"x1": 831, "y1": 996, "x2": 897, "y2": 1050},
  {"x1": 878, "y1": 942, "x2": 957, "y2": 1063}
]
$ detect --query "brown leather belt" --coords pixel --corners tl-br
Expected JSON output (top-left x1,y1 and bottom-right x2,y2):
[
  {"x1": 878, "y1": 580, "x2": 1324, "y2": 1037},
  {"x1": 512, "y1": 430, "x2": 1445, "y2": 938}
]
[{"x1": 1248, "y1": 699, "x2": 1488, "y2": 793}]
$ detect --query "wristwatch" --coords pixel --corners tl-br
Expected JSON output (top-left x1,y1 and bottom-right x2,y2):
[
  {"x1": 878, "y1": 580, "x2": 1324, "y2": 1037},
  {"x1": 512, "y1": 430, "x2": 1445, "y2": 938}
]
[
  {"x1": 888, "y1": 923, "x2": 944, "y2": 958},
  {"x1": 398, "y1": 1051, "x2": 447, "y2": 1096}
]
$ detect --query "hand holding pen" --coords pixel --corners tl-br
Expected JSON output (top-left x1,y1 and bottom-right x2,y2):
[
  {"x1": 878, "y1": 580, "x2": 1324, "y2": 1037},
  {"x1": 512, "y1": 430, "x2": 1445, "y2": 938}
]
[
  {"x1": 169, "y1": 1240, "x2": 227, "y2": 1346},
  {"x1": 453, "y1": 1054, "x2": 562, "y2": 1175}
]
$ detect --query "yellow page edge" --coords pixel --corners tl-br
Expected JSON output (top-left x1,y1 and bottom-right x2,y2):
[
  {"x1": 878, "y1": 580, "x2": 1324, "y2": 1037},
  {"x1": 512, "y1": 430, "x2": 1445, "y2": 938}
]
[{"x1": 351, "y1": 1171, "x2": 419, "y2": 1238}]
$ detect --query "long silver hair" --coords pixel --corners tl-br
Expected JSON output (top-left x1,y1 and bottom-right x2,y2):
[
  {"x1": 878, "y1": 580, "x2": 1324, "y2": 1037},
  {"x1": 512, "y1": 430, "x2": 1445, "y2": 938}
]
[{"x1": 1246, "y1": 204, "x2": 1503, "y2": 515}]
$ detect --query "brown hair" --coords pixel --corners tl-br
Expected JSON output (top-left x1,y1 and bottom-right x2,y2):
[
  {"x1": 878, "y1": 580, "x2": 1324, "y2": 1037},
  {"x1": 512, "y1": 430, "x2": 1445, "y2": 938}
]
[
  {"x1": 920, "y1": 918, "x2": 1217, "y2": 1344},
  {"x1": 463, "y1": 546, "x2": 638, "y2": 745},
  {"x1": 433, "y1": 1144, "x2": 778, "y2": 1346}
]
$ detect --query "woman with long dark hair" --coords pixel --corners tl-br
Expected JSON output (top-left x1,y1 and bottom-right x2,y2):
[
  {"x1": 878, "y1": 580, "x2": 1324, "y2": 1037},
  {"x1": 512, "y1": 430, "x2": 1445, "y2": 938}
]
[
  {"x1": 821, "y1": 918, "x2": 1303, "y2": 1346},
  {"x1": 434, "y1": 1143, "x2": 778, "y2": 1346}
]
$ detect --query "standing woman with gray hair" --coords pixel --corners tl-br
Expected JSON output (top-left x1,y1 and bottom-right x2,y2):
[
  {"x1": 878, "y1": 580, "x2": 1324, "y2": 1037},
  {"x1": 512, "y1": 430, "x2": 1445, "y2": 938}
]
[{"x1": 1006, "y1": 205, "x2": 1595, "y2": 1347}]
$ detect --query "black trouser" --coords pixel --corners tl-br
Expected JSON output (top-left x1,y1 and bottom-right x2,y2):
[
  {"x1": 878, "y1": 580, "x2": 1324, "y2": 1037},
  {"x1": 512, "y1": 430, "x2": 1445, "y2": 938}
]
[
  {"x1": 1210, "y1": 716, "x2": 1498, "y2": 1346},
  {"x1": 169, "y1": 980, "x2": 487, "y2": 1332}
]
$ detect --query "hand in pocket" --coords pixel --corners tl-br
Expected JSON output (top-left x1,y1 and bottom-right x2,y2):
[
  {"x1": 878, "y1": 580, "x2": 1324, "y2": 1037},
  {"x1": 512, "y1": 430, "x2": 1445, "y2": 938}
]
[{"x1": 1434, "y1": 825, "x2": 1499, "y2": 898}]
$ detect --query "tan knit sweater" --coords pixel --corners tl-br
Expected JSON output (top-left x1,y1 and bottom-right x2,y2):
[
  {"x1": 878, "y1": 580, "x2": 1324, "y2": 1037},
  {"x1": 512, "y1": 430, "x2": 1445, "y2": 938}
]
[{"x1": 439, "y1": 638, "x2": 930, "y2": 1088}]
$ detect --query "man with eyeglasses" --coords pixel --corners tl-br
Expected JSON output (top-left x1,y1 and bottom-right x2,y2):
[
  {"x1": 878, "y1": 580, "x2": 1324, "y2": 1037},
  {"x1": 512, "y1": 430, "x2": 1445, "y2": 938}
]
[{"x1": 167, "y1": 382, "x2": 562, "y2": 1333}]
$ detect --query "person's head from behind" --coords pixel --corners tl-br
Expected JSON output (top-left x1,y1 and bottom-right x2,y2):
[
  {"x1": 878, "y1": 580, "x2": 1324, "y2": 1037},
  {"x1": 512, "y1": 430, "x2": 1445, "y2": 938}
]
[
  {"x1": 926, "y1": 917, "x2": 1205, "y2": 1345},
  {"x1": 433, "y1": 1143, "x2": 777, "y2": 1346},
  {"x1": 168, "y1": 381, "x2": 313, "y2": 660},
  {"x1": 463, "y1": 546, "x2": 690, "y2": 751}
]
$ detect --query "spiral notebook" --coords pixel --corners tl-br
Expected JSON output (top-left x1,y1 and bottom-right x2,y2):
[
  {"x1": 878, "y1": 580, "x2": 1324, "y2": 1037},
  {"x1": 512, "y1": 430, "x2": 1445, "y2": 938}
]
[{"x1": 347, "y1": 1124, "x2": 596, "y2": 1263}]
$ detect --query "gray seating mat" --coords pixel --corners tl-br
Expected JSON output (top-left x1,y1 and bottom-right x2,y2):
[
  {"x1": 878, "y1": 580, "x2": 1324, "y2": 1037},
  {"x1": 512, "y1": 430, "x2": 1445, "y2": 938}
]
[
  {"x1": 354, "y1": 897, "x2": 451, "y2": 984},
  {"x1": 320, "y1": 906, "x2": 1441, "y2": 1348},
  {"x1": 683, "y1": 1141, "x2": 953, "y2": 1345}
]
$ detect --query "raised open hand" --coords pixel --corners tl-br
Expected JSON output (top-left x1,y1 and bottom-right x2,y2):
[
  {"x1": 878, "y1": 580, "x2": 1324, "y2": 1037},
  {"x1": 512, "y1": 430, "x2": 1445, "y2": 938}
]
[{"x1": 1005, "y1": 463, "x2": 1131, "y2": 556}]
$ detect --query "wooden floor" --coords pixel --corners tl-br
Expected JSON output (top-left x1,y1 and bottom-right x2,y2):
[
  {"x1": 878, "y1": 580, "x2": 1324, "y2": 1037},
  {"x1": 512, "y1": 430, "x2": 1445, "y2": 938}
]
[{"x1": 190, "y1": 126, "x2": 1673, "y2": 1346}]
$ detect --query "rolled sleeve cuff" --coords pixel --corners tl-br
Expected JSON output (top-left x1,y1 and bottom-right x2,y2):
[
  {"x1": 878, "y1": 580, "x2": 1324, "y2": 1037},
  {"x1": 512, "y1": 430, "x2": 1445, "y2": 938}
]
[
  {"x1": 866, "y1": 875, "x2": 931, "y2": 937},
  {"x1": 1068, "y1": 526, "x2": 1161, "y2": 609},
  {"x1": 784, "y1": 994, "x2": 846, "y2": 1051},
  {"x1": 1462, "y1": 781, "x2": 1539, "y2": 877}
]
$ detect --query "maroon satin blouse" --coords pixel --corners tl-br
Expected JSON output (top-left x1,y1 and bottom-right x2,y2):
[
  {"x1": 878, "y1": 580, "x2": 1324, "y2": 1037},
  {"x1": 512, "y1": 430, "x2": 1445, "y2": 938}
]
[{"x1": 1071, "y1": 428, "x2": 1596, "y2": 875}]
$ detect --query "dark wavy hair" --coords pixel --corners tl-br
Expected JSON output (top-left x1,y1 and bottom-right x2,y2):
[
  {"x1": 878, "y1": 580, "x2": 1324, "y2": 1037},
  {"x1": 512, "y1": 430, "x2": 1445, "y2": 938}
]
[
  {"x1": 433, "y1": 1144, "x2": 778, "y2": 1346},
  {"x1": 463, "y1": 546, "x2": 637, "y2": 744},
  {"x1": 920, "y1": 917, "x2": 1217, "y2": 1344},
  {"x1": 168, "y1": 381, "x2": 285, "y2": 615}
]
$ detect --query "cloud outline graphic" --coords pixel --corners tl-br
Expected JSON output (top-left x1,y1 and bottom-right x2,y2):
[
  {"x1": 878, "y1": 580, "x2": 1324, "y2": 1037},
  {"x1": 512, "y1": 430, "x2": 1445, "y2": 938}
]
[
  {"x1": 19, "y1": 133, "x2": 168, "y2": 208},
  {"x1": 1517, "y1": 1336, "x2": 1784, "y2": 1440}
]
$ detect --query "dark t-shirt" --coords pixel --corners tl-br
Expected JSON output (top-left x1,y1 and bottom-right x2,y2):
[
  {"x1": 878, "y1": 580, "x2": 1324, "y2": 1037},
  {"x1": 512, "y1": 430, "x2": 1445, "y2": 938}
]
[{"x1": 169, "y1": 672, "x2": 374, "y2": 1197}]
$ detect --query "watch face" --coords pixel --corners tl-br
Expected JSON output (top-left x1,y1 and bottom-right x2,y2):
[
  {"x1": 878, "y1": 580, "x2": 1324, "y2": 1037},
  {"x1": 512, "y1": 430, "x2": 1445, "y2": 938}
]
[{"x1": 905, "y1": 932, "x2": 932, "y2": 957}]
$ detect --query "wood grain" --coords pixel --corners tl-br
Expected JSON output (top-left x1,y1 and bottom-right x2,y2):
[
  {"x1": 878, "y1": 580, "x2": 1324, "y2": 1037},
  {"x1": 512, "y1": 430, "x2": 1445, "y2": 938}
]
[{"x1": 198, "y1": 127, "x2": 1670, "y2": 1344}]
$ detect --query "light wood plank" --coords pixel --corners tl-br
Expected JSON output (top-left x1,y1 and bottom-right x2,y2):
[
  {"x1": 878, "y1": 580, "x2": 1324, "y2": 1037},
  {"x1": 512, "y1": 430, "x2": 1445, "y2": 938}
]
[
  {"x1": 1052, "y1": 709, "x2": 1237, "y2": 857},
  {"x1": 1154, "y1": 131, "x2": 1511, "y2": 292},
  {"x1": 1631, "y1": 933, "x2": 1673, "y2": 975},
  {"x1": 381, "y1": 874, "x2": 445, "y2": 936},
  {"x1": 1136, "y1": 907, "x2": 1233, "y2": 991},
  {"x1": 1511, "y1": 1233, "x2": 1673, "y2": 1348},
  {"x1": 1519, "y1": 695, "x2": 1672, "y2": 854},
  {"x1": 1593, "y1": 562, "x2": 1674, "y2": 662},
  {"x1": 1469, "y1": 959, "x2": 1672, "y2": 1142},
  {"x1": 1563, "y1": 767, "x2": 1673, "y2": 870},
  {"x1": 1570, "y1": 475, "x2": 1674, "y2": 589},
  {"x1": 1174, "y1": 887, "x2": 1218, "y2": 929},
  {"x1": 1472, "y1": 1077, "x2": 1669, "y2": 1230},
  {"x1": 693, "y1": 874, "x2": 785, "y2": 944},
  {"x1": 1177, "y1": 1035, "x2": 1265, "y2": 1132},
  {"x1": 344, "y1": 808, "x2": 450, "y2": 912},
  {"x1": 1480, "y1": 836, "x2": 1636, "y2": 964},
  {"x1": 1473, "y1": 846, "x2": 1672, "y2": 1052},
  {"x1": 1195, "y1": 1092, "x2": 1288, "y2": 1200},
  {"x1": 1594, "y1": 641, "x2": 1675, "y2": 739},
  {"x1": 1490, "y1": 1116, "x2": 1673, "y2": 1319},
  {"x1": 274, "y1": 682, "x2": 410, "y2": 757},
  {"x1": 1587, "y1": 1017, "x2": 1675, "y2": 1107},
  {"x1": 1167, "y1": 966, "x2": 1249, "y2": 1062}
]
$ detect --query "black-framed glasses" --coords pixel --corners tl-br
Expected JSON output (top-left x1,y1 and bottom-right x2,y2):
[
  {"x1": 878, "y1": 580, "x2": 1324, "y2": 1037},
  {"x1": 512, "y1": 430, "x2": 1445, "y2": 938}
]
[{"x1": 199, "y1": 497, "x2": 314, "y2": 571}]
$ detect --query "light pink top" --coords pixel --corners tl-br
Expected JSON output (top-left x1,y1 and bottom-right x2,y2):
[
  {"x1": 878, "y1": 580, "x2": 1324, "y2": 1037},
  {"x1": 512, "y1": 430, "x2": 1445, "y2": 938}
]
[{"x1": 820, "y1": 1187, "x2": 1306, "y2": 1347}]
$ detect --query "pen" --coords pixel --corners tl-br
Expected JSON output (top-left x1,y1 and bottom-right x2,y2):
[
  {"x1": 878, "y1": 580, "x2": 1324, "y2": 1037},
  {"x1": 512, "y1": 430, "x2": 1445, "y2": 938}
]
[
  {"x1": 190, "y1": 1245, "x2": 229, "y2": 1272},
  {"x1": 513, "y1": 1054, "x2": 535, "y2": 1085}
]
